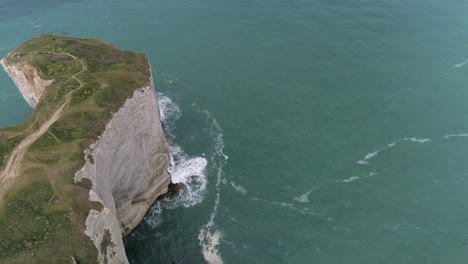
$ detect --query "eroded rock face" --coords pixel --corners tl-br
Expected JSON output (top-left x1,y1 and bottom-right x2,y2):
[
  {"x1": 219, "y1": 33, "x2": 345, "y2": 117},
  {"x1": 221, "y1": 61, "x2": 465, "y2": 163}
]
[
  {"x1": 74, "y1": 80, "x2": 171, "y2": 263},
  {"x1": 0, "y1": 58, "x2": 53, "y2": 107}
]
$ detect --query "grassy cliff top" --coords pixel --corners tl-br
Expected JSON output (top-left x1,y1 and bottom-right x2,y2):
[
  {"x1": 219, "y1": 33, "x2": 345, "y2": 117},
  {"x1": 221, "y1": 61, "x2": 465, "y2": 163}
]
[{"x1": 0, "y1": 35, "x2": 152, "y2": 263}]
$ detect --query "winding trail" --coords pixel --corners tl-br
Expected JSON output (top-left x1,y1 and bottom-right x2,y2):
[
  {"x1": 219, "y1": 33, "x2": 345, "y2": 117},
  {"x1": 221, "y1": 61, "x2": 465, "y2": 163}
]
[{"x1": 0, "y1": 53, "x2": 86, "y2": 198}]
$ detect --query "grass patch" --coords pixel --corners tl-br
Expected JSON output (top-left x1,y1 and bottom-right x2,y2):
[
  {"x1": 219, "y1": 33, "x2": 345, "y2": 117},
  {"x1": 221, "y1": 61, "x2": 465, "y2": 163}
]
[{"x1": 0, "y1": 135, "x2": 25, "y2": 170}]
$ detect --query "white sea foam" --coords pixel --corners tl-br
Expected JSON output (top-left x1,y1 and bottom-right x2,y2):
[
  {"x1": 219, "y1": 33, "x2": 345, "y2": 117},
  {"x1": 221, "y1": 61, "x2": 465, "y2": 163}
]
[
  {"x1": 357, "y1": 137, "x2": 431, "y2": 165},
  {"x1": 157, "y1": 93, "x2": 181, "y2": 125},
  {"x1": 356, "y1": 150, "x2": 379, "y2": 165},
  {"x1": 198, "y1": 111, "x2": 227, "y2": 264},
  {"x1": 444, "y1": 133, "x2": 468, "y2": 139},
  {"x1": 453, "y1": 59, "x2": 468, "y2": 68},
  {"x1": 230, "y1": 181, "x2": 247, "y2": 195},
  {"x1": 159, "y1": 94, "x2": 208, "y2": 208},
  {"x1": 169, "y1": 145, "x2": 208, "y2": 208},
  {"x1": 198, "y1": 166, "x2": 224, "y2": 264},
  {"x1": 403, "y1": 137, "x2": 431, "y2": 143},
  {"x1": 337, "y1": 172, "x2": 377, "y2": 184},
  {"x1": 145, "y1": 203, "x2": 163, "y2": 227},
  {"x1": 143, "y1": 93, "x2": 208, "y2": 227},
  {"x1": 294, "y1": 190, "x2": 312, "y2": 203},
  {"x1": 148, "y1": 93, "x2": 228, "y2": 258},
  {"x1": 341, "y1": 176, "x2": 360, "y2": 183}
]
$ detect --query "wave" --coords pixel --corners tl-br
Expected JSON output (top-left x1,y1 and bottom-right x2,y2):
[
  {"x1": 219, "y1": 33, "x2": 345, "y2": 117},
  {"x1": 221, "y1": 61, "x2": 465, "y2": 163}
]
[
  {"x1": 154, "y1": 92, "x2": 228, "y2": 262},
  {"x1": 168, "y1": 145, "x2": 208, "y2": 208},
  {"x1": 159, "y1": 94, "x2": 208, "y2": 208},
  {"x1": 157, "y1": 93, "x2": 181, "y2": 133},
  {"x1": 143, "y1": 94, "x2": 208, "y2": 228}
]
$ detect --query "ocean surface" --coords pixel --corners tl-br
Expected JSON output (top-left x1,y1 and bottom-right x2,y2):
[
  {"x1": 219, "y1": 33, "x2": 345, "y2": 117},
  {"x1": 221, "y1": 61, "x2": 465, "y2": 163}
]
[{"x1": 1, "y1": 0, "x2": 468, "y2": 263}]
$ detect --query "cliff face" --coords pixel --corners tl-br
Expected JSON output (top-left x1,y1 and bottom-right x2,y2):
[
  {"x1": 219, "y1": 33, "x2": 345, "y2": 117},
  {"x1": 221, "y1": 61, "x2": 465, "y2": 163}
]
[
  {"x1": 0, "y1": 57, "x2": 53, "y2": 107},
  {"x1": 74, "y1": 80, "x2": 171, "y2": 263}
]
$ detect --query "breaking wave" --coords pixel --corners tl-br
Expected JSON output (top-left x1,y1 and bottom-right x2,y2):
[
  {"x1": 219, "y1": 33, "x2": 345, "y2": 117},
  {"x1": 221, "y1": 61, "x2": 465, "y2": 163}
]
[
  {"x1": 168, "y1": 145, "x2": 208, "y2": 208},
  {"x1": 155, "y1": 93, "x2": 228, "y2": 263},
  {"x1": 158, "y1": 94, "x2": 208, "y2": 208},
  {"x1": 144, "y1": 94, "x2": 208, "y2": 226}
]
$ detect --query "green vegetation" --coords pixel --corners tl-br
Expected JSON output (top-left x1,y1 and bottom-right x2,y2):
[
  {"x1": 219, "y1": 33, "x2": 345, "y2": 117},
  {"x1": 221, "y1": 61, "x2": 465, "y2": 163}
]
[
  {"x1": 0, "y1": 135, "x2": 24, "y2": 169},
  {"x1": 0, "y1": 181, "x2": 98, "y2": 263},
  {"x1": 0, "y1": 35, "x2": 151, "y2": 263}
]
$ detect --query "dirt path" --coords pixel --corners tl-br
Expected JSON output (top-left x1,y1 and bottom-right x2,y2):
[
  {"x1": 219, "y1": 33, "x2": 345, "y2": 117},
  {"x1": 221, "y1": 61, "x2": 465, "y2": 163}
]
[{"x1": 0, "y1": 54, "x2": 86, "y2": 198}]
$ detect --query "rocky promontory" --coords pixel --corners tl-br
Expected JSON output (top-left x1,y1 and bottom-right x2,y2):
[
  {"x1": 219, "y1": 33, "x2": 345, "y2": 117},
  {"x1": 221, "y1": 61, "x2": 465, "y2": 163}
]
[{"x1": 0, "y1": 35, "x2": 171, "y2": 263}]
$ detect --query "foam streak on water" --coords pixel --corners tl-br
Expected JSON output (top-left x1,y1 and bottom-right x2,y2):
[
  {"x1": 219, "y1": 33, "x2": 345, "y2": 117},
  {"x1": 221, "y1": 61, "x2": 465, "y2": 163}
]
[
  {"x1": 294, "y1": 190, "x2": 313, "y2": 203},
  {"x1": 357, "y1": 137, "x2": 431, "y2": 165},
  {"x1": 403, "y1": 137, "x2": 431, "y2": 143},
  {"x1": 444, "y1": 133, "x2": 468, "y2": 139},
  {"x1": 341, "y1": 176, "x2": 360, "y2": 183},
  {"x1": 198, "y1": 111, "x2": 228, "y2": 264},
  {"x1": 453, "y1": 59, "x2": 468, "y2": 68},
  {"x1": 230, "y1": 181, "x2": 247, "y2": 195}
]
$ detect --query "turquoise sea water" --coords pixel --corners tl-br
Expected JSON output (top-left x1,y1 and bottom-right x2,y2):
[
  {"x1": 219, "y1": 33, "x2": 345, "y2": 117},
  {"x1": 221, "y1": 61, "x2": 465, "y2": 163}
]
[{"x1": 2, "y1": 0, "x2": 468, "y2": 263}]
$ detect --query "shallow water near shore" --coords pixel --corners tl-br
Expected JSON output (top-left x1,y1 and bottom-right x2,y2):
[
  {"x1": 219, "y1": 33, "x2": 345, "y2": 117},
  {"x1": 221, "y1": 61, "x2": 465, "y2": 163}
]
[{"x1": 2, "y1": 0, "x2": 468, "y2": 263}]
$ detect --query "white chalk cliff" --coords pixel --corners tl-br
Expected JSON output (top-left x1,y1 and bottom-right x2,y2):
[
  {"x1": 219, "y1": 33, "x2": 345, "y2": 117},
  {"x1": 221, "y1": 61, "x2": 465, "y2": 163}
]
[
  {"x1": 0, "y1": 56, "x2": 54, "y2": 107},
  {"x1": 74, "y1": 81, "x2": 171, "y2": 263},
  {"x1": 1, "y1": 59, "x2": 172, "y2": 263}
]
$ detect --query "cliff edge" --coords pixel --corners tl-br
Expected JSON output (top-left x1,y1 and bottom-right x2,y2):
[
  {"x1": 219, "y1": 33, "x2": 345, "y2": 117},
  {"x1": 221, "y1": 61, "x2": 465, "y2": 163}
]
[{"x1": 0, "y1": 35, "x2": 171, "y2": 263}]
